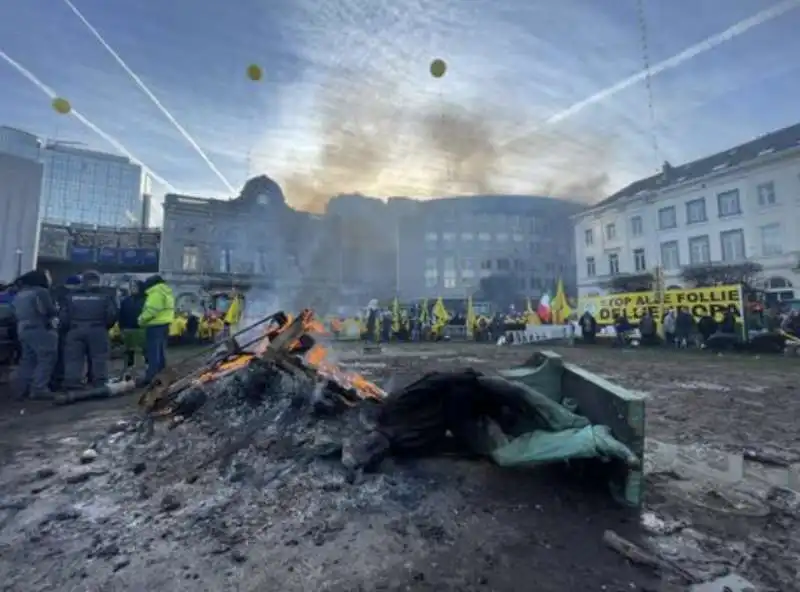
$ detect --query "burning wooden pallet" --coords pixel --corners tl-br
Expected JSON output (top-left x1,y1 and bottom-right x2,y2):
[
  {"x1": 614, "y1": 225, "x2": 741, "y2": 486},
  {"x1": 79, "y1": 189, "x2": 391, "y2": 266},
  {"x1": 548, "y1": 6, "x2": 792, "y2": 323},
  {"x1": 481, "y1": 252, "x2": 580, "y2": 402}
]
[{"x1": 138, "y1": 309, "x2": 386, "y2": 418}]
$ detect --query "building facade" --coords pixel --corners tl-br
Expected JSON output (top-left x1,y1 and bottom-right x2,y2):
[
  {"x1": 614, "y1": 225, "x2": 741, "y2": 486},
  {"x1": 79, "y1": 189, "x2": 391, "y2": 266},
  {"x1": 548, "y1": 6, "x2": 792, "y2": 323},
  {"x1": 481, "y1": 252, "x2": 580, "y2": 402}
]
[
  {"x1": 37, "y1": 223, "x2": 160, "y2": 283},
  {"x1": 574, "y1": 123, "x2": 800, "y2": 302},
  {"x1": 159, "y1": 176, "x2": 342, "y2": 310},
  {"x1": 0, "y1": 153, "x2": 44, "y2": 281},
  {"x1": 0, "y1": 127, "x2": 45, "y2": 281},
  {"x1": 395, "y1": 195, "x2": 581, "y2": 301},
  {"x1": 40, "y1": 142, "x2": 144, "y2": 227}
]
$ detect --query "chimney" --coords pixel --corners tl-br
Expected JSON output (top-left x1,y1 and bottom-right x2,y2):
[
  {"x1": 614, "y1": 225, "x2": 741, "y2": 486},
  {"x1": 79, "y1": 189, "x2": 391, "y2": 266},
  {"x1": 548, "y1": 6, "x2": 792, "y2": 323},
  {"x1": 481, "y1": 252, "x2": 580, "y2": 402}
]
[{"x1": 661, "y1": 160, "x2": 674, "y2": 180}]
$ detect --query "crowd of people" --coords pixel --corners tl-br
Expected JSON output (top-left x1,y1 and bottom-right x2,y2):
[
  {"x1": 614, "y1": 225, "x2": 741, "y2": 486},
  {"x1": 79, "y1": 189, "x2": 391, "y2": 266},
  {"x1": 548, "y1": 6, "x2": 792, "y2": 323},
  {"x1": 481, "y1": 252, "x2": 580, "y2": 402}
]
[
  {"x1": 577, "y1": 303, "x2": 800, "y2": 348},
  {"x1": 0, "y1": 270, "x2": 175, "y2": 400}
]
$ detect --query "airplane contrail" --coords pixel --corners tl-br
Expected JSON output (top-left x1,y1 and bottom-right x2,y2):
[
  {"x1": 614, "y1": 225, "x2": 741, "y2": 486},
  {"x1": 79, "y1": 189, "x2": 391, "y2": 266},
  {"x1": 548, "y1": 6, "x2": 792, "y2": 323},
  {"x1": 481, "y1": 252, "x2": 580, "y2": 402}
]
[
  {"x1": 0, "y1": 49, "x2": 176, "y2": 192},
  {"x1": 500, "y1": 0, "x2": 800, "y2": 151},
  {"x1": 62, "y1": 0, "x2": 237, "y2": 194}
]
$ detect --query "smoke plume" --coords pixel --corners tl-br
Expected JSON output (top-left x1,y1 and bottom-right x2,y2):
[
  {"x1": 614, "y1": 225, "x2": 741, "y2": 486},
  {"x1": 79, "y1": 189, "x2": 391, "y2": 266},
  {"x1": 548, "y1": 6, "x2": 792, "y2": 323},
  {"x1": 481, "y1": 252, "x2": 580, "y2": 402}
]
[{"x1": 275, "y1": 73, "x2": 617, "y2": 212}]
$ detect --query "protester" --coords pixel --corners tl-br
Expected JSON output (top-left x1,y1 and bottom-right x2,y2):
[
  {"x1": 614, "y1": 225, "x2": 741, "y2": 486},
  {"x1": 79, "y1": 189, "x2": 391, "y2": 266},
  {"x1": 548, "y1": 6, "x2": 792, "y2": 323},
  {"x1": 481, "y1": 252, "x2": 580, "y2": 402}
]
[
  {"x1": 138, "y1": 275, "x2": 175, "y2": 384},
  {"x1": 119, "y1": 280, "x2": 146, "y2": 370},
  {"x1": 662, "y1": 309, "x2": 676, "y2": 346},
  {"x1": 579, "y1": 310, "x2": 597, "y2": 344},
  {"x1": 61, "y1": 271, "x2": 118, "y2": 390},
  {"x1": 675, "y1": 307, "x2": 694, "y2": 348},
  {"x1": 51, "y1": 275, "x2": 82, "y2": 390},
  {"x1": 638, "y1": 311, "x2": 657, "y2": 346},
  {"x1": 11, "y1": 270, "x2": 58, "y2": 399}
]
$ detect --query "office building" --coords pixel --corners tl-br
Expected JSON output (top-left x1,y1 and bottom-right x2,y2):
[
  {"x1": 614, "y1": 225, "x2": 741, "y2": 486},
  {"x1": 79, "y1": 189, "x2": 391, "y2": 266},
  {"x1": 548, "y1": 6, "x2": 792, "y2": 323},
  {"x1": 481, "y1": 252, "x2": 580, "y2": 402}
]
[
  {"x1": 394, "y1": 195, "x2": 582, "y2": 301},
  {"x1": 160, "y1": 175, "x2": 340, "y2": 308},
  {"x1": 0, "y1": 127, "x2": 45, "y2": 280},
  {"x1": 40, "y1": 142, "x2": 144, "y2": 227},
  {"x1": 573, "y1": 123, "x2": 800, "y2": 301}
]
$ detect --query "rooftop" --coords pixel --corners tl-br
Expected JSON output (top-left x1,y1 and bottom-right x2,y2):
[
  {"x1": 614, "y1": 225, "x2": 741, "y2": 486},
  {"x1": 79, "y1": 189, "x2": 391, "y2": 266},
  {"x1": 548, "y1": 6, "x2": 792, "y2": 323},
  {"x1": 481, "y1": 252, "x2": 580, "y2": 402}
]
[{"x1": 591, "y1": 122, "x2": 800, "y2": 213}]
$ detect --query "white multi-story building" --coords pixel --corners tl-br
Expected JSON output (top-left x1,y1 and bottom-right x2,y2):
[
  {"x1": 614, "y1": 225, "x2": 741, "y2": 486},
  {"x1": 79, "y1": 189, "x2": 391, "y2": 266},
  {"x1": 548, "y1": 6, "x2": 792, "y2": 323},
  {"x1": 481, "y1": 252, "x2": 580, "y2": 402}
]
[{"x1": 574, "y1": 122, "x2": 800, "y2": 302}]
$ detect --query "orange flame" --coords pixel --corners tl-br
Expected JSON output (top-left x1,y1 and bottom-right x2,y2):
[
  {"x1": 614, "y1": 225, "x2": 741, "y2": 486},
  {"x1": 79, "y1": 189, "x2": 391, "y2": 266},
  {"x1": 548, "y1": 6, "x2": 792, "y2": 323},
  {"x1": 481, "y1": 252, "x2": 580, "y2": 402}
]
[{"x1": 193, "y1": 310, "x2": 384, "y2": 400}]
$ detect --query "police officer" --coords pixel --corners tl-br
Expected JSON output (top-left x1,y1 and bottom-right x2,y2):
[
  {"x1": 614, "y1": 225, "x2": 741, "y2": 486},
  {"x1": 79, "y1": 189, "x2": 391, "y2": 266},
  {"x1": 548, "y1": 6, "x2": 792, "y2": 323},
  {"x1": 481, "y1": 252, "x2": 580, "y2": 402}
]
[
  {"x1": 11, "y1": 270, "x2": 58, "y2": 399},
  {"x1": 51, "y1": 275, "x2": 82, "y2": 390},
  {"x1": 61, "y1": 270, "x2": 118, "y2": 389}
]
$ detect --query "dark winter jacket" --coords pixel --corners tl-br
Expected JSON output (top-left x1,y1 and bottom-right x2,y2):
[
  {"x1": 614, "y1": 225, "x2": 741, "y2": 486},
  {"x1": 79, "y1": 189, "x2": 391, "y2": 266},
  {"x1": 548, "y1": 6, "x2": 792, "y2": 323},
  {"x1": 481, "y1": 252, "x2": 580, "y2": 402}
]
[{"x1": 119, "y1": 294, "x2": 145, "y2": 329}]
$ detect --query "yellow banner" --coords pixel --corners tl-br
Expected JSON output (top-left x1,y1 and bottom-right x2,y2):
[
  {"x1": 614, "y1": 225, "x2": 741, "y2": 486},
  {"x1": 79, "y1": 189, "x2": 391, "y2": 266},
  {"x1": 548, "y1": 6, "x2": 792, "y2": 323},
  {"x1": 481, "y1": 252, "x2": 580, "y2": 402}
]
[{"x1": 579, "y1": 285, "x2": 743, "y2": 325}]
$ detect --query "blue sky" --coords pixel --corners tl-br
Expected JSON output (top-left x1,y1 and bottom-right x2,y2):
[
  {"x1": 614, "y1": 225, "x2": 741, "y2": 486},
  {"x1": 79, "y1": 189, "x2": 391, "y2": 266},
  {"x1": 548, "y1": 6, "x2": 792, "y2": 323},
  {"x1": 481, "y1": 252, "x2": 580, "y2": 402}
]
[{"x1": 1, "y1": 0, "x2": 798, "y2": 224}]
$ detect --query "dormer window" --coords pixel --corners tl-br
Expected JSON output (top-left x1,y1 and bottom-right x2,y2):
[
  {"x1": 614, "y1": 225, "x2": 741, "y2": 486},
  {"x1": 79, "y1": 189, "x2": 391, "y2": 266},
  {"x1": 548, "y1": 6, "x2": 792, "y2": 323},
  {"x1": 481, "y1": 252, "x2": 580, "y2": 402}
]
[{"x1": 257, "y1": 193, "x2": 269, "y2": 205}]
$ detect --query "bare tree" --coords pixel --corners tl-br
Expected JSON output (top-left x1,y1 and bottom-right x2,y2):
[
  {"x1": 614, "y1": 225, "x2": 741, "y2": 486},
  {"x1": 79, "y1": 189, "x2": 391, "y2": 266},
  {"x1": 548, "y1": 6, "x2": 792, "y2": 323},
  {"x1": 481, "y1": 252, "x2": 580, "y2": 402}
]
[
  {"x1": 680, "y1": 262, "x2": 763, "y2": 290},
  {"x1": 602, "y1": 272, "x2": 654, "y2": 293}
]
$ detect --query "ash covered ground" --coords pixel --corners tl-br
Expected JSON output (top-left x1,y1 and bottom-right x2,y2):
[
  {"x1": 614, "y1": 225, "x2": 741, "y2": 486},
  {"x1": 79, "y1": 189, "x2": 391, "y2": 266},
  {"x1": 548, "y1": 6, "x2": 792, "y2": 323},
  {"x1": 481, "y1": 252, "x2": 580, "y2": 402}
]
[{"x1": 0, "y1": 343, "x2": 798, "y2": 592}]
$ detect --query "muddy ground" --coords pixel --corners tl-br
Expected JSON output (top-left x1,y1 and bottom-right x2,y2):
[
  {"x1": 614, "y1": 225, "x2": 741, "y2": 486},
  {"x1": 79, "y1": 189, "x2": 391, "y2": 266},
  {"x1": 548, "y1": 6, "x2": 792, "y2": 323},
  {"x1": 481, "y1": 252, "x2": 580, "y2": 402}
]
[{"x1": 0, "y1": 343, "x2": 798, "y2": 592}]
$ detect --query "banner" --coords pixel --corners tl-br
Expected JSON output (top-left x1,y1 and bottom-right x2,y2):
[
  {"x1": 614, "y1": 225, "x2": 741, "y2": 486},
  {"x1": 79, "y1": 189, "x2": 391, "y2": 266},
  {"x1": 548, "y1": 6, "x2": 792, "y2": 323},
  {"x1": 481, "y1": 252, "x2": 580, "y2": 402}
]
[
  {"x1": 579, "y1": 285, "x2": 743, "y2": 325},
  {"x1": 97, "y1": 246, "x2": 119, "y2": 264},
  {"x1": 69, "y1": 245, "x2": 96, "y2": 264},
  {"x1": 120, "y1": 249, "x2": 139, "y2": 265},
  {"x1": 139, "y1": 248, "x2": 159, "y2": 266}
]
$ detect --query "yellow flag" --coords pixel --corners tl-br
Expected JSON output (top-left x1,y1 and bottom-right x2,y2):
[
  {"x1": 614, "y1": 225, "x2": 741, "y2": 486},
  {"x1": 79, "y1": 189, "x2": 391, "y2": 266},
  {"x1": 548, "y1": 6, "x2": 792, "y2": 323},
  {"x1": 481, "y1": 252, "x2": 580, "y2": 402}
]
[
  {"x1": 391, "y1": 297, "x2": 401, "y2": 333},
  {"x1": 551, "y1": 278, "x2": 572, "y2": 323},
  {"x1": 432, "y1": 297, "x2": 449, "y2": 330},
  {"x1": 466, "y1": 295, "x2": 476, "y2": 338}
]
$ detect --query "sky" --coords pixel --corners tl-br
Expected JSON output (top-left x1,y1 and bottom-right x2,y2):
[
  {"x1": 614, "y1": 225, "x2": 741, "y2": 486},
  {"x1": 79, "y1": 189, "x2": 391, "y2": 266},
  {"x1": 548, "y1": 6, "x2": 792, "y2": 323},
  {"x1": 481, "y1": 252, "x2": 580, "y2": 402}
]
[{"x1": 1, "y1": 0, "x2": 799, "y2": 225}]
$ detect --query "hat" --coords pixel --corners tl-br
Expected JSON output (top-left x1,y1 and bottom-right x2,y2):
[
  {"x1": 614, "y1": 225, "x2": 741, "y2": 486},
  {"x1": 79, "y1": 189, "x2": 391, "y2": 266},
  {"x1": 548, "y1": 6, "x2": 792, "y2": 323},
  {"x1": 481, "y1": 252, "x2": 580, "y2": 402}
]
[{"x1": 65, "y1": 275, "x2": 82, "y2": 286}]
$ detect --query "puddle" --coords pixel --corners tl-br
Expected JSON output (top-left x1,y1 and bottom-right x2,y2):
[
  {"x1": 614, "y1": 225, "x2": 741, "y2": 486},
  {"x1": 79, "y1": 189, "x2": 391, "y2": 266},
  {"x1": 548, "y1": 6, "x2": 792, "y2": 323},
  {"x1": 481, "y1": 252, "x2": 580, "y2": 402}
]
[
  {"x1": 670, "y1": 381, "x2": 766, "y2": 394},
  {"x1": 341, "y1": 362, "x2": 388, "y2": 370},
  {"x1": 645, "y1": 439, "x2": 800, "y2": 494}
]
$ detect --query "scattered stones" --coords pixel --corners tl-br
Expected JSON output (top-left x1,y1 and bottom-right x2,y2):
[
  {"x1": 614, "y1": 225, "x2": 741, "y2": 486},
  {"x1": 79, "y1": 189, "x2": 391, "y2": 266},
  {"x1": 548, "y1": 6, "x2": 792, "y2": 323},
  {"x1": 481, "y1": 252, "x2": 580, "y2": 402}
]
[
  {"x1": 160, "y1": 493, "x2": 181, "y2": 513},
  {"x1": 79, "y1": 449, "x2": 98, "y2": 464},
  {"x1": 34, "y1": 468, "x2": 56, "y2": 480},
  {"x1": 64, "y1": 468, "x2": 107, "y2": 484}
]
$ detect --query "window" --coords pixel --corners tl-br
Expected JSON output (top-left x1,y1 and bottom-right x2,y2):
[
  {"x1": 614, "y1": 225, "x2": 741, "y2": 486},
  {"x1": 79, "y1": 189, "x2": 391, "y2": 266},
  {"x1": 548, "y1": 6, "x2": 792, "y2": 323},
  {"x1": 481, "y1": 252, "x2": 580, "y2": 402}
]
[
  {"x1": 608, "y1": 253, "x2": 619, "y2": 275},
  {"x1": 480, "y1": 259, "x2": 492, "y2": 270},
  {"x1": 425, "y1": 257, "x2": 437, "y2": 271},
  {"x1": 685, "y1": 198, "x2": 707, "y2": 224},
  {"x1": 496, "y1": 232, "x2": 509, "y2": 242},
  {"x1": 478, "y1": 232, "x2": 491, "y2": 241},
  {"x1": 760, "y1": 223, "x2": 782, "y2": 256},
  {"x1": 425, "y1": 275, "x2": 438, "y2": 288},
  {"x1": 497, "y1": 258, "x2": 510, "y2": 271},
  {"x1": 633, "y1": 248, "x2": 646, "y2": 271},
  {"x1": 442, "y1": 232, "x2": 456, "y2": 242},
  {"x1": 757, "y1": 182, "x2": 776, "y2": 207},
  {"x1": 688, "y1": 235, "x2": 711, "y2": 264},
  {"x1": 219, "y1": 248, "x2": 232, "y2": 273},
  {"x1": 605, "y1": 223, "x2": 616, "y2": 240},
  {"x1": 460, "y1": 232, "x2": 474, "y2": 241},
  {"x1": 720, "y1": 229, "x2": 745, "y2": 262},
  {"x1": 425, "y1": 232, "x2": 438, "y2": 242},
  {"x1": 660, "y1": 241, "x2": 680, "y2": 270},
  {"x1": 717, "y1": 189, "x2": 741, "y2": 217},
  {"x1": 658, "y1": 206, "x2": 677, "y2": 230},
  {"x1": 512, "y1": 233, "x2": 524, "y2": 242},
  {"x1": 443, "y1": 257, "x2": 456, "y2": 288},
  {"x1": 181, "y1": 245, "x2": 198, "y2": 271},
  {"x1": 630, "y1": 216, "x2": 643, "y2": 237},
  {"x1": 460, "y1": 257, "x2": 475, "y2": 270},
  {"x1": 584, "y1": 228, "x2": 594, "y2": 246},
  {"x1": 586, "y1": 256, "x2": 596, "y2": 277}
]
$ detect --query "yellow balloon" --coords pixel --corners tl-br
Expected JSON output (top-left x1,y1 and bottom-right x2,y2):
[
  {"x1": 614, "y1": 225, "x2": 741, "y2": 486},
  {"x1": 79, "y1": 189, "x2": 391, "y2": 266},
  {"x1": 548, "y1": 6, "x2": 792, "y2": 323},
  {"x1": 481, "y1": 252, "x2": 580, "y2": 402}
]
[
  {"x1": 52, "y1": 97, "x2": 71, "y2": 115},
  {"x1": 429, "y1": 58, "x2": 447, "y2": 78},
  {"x1": 246, "y1": 64, "x2": 263, "y2": 81}
]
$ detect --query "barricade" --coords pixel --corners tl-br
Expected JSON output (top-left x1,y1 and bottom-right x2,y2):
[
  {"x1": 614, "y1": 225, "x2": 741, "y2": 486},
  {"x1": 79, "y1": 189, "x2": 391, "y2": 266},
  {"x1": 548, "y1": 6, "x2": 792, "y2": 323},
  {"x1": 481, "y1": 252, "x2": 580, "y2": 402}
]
[{"x1": 504, "y1": 324, "x2": 581, "y2": 345}]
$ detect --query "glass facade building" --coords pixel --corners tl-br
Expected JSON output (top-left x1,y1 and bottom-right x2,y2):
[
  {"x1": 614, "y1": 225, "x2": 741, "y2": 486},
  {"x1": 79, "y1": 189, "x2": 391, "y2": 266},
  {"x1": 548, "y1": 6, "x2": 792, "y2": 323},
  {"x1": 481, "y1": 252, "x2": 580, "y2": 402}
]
[
  {"x1": 41, "y1": 143, "x2": 144, "y2": 227},
  {"x1": 0, "y1": 126, "x2": 42, "y2": 161}
]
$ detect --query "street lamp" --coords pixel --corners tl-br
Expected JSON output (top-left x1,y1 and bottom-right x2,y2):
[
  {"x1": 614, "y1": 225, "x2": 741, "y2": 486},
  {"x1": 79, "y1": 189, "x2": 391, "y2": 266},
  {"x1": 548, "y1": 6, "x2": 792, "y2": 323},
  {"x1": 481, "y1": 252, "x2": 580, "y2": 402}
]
[{"x1": 15, "y1": 248, "x2": 22, "y2": 277}]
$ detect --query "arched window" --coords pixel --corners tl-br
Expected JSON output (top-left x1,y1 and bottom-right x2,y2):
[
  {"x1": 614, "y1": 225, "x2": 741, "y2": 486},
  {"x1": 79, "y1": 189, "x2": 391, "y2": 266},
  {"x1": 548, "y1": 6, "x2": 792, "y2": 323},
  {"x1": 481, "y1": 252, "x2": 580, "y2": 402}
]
[{"x1": 766, "y1": 276, "x2": 793, "y2": 290}]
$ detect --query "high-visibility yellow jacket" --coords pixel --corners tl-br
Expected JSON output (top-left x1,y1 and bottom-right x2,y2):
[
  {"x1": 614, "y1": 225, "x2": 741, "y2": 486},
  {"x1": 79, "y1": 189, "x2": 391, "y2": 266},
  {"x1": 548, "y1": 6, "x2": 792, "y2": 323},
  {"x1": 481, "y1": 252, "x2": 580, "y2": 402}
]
[{"x1": 138, "y1": 281, "x2": 175, "y2": 327}]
